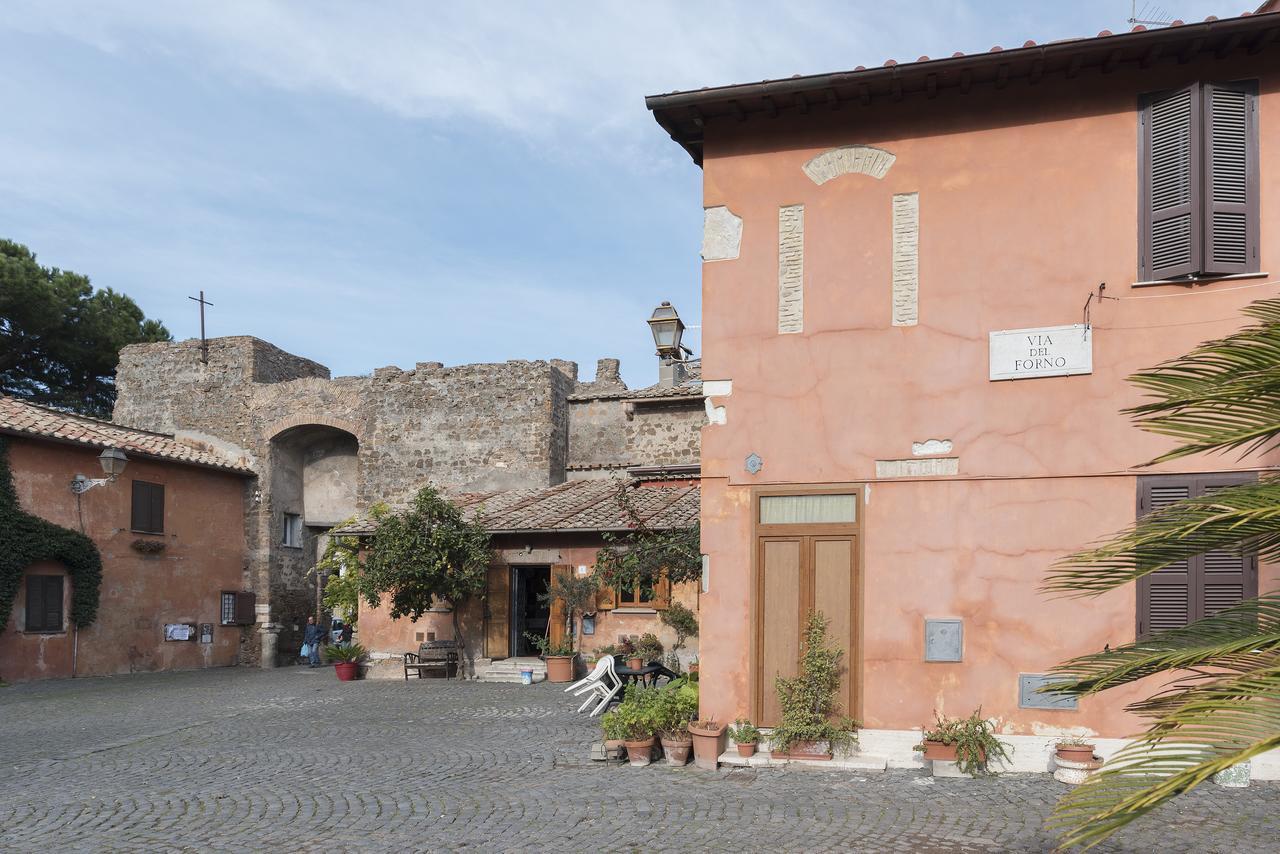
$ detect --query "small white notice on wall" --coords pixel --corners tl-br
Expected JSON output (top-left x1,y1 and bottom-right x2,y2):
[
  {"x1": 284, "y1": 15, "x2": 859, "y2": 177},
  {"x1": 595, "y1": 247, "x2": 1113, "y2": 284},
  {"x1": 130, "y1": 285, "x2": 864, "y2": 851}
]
[{"x1": 989, "y1": 323, "x2": 1092, "y2": 381}]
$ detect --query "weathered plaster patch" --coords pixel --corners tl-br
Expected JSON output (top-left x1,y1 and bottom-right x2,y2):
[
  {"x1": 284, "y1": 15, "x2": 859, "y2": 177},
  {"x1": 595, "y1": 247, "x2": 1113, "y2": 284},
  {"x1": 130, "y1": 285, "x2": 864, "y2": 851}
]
[
  {"x1": 875, "y1": 457, "x2": 958, "y2": 478},
  {"x1": 702, "y1": 379, "x2": 732, "y2": 426},
  {"x1": 701, "y1": 206, "x2": 743, "y2": 262},
  {"x1": 778, "y1": 205, "x2": 804, "y2": 334},
  {"x1": 803, "y1": 144, "x2": 896, "y2": 185},
  {"x1": 911, "y1": 439, "x2": 952, "y2": 456},
  {"x1": 891, "y1": 192, "x2": 919, "y2": 327}
]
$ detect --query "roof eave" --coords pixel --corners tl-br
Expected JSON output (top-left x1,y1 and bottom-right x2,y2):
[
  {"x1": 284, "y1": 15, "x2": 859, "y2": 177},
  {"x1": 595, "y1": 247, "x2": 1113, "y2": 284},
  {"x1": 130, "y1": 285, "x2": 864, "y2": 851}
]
[{"x1": 0, "y1": 427, "x2": 256, "y2": 478}]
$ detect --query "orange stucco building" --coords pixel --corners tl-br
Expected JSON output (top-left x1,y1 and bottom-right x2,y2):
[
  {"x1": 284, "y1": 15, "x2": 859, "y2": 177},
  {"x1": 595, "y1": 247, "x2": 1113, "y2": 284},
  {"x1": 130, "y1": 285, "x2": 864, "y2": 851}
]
[
  {"x1": 648, "y1": 11, "x2": 1280, "y2": 773},
  {"x1": 0, "y1": 395, "x2": 254, "y2": 681}
]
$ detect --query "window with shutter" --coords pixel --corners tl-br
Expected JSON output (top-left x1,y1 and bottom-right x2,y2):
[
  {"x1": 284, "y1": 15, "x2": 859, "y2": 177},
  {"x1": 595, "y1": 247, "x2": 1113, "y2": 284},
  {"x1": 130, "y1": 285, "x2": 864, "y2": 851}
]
[
  {"x1": 131, "y1": 480, "x2": 165, "y2": 534},
  {"x1": 24, "y1": 574, "x2": 64, "y2": 633},
  {"x1": 1136, "y1": 473, "x2": 1258, "y2": 638},
  {"x1": 1139, "y1": 81, "x2": 1258, "y2": 281}
]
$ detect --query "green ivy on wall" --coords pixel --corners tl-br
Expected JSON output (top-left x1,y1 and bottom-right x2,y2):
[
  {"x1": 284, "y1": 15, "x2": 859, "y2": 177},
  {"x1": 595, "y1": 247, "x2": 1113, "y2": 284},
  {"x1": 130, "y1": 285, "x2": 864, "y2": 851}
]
[{"x1": 0, "y1": 437, "x2": 103, "y2": 631}]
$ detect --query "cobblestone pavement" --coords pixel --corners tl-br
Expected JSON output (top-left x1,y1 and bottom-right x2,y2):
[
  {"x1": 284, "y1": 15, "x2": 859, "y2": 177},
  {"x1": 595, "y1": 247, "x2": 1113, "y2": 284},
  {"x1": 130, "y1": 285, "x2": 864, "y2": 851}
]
[{"x1": 1, "y1": 668, "x2": 1276, "y2": 853}]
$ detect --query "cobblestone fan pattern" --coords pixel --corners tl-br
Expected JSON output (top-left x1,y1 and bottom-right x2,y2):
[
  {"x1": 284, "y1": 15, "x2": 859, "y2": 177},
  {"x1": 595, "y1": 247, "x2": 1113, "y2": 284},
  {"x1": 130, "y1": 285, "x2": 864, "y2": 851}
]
[{"x1": 2, "y1": 669, "x2": 1276, "y2": 853}]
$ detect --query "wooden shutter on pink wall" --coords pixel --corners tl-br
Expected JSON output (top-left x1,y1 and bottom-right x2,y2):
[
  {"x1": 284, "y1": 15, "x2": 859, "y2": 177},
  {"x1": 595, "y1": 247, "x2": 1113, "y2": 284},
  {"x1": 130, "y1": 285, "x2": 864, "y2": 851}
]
[
  {"x1": 1137, "y1": 473, "x2": 1258, "y2": 639},
  {"x1": 1202, "y1": 81, "x2": 1259, "y2": 275},
  {"x1": 1140, "y1": 85, "x2": 1202, "y2": 281}
]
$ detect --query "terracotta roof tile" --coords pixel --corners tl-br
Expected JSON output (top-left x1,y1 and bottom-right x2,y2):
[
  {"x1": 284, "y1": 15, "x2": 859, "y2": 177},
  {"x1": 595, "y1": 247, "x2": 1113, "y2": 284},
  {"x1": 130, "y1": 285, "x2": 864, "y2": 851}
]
[
  {"x1": 0, "y1": 395, "x2": 253, "y2": 474},
  {"x1": 330, "y1": 478, "x2": 699, "y2": 536}
]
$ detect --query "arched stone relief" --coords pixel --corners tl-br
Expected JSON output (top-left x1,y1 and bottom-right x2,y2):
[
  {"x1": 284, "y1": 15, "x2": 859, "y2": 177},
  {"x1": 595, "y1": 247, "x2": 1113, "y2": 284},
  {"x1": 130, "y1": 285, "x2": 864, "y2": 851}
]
[{"x1": 803, "y1": 145, "x2": 896, "y2": 185}]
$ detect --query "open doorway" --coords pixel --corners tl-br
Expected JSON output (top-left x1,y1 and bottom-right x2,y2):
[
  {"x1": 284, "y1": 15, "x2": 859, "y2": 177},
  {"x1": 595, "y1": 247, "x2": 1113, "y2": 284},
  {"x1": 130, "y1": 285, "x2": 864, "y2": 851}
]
[{"x1": 511, "y1": 565, "x2": 551, "y2": 656}]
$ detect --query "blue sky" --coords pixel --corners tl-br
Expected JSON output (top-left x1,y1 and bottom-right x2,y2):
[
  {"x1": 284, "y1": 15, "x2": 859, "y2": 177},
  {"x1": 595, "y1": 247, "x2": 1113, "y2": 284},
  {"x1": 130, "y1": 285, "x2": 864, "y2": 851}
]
[{"x1": 0, "y1": 1, "x2": 1250, "y2": 387}]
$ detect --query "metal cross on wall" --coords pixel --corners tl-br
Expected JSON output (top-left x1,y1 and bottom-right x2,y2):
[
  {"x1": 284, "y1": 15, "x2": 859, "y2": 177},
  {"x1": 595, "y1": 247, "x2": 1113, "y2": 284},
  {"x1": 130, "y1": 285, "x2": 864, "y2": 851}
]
[{"x1": 188, "y1": 290, "x2": 213, "y2": 364}]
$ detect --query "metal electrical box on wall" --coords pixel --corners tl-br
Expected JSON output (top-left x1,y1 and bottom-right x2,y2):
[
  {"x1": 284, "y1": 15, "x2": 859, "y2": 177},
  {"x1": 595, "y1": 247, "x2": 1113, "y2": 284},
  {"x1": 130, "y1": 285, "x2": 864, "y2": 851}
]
[
  {"x1": 1019, "y1": 674, "x2": 1078, "y2": 710},
  {"x1": 924, "y1": 618, "x2": 963, "y2": 662}
]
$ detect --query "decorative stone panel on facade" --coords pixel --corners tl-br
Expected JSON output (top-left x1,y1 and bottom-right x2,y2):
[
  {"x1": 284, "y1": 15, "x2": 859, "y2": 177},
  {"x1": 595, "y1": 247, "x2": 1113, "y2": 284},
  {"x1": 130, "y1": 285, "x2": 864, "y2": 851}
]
[
  {"x1": 701, "y1": 206, "x2": 743, "y2": 261},
  {"x1": 778, "y1": 205, "x2": 804, "y2": 334},
  {"x1": 803, "y1": 144, "x2": 896, "y2": 185},
  {"x1": 874, "y1": 457, "x2": 959, "y2": 478},
  {"x1": 892, "y1": 192, "x2": 920, "y2": 327}
]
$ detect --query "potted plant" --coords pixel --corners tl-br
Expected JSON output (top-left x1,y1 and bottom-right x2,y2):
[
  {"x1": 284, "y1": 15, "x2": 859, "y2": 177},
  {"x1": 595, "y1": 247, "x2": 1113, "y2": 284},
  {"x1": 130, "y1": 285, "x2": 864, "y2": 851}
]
[
  {"x1": 688, "y1": 717, "x2": 727, "y2": 770},
  {"x1": 653, "y1": 679, "x2": 699, "y2": 766},
  {"x1": 602, "y1": 685, "x2": 659, "y2": 767},
  {"x1": 635, "y1": 632, "x2": 664, "y2": 663},
  {"x1": 324, "y1": 643, "x2": 367, "y2": 682},
  {"x1": 600, "y1": 706, "x2": 628, "y2": 760},
  {"x1": 730, "y1": 718, "x2": 761, "y2": 757},
  {"x1": 688, "y1": 655, "x2": 699, "y2": 678},
  {"x1": 660, "y1": 601, "x2": 698, "y2": 670},
  {"x1": 524, "y1": 632, "x2": 576, "y2": 683},
  {"x1": 619, "y1": 636, "x2": 642, "y2": 671},
  {"x1": 770, "y1": 612, "x2": 859, "y2": 760},
  {"x1": 1054, "y1": 736, "x2": 1096, "y2": 764},
  {"x1": 914, "y1": 708, "x2": 1012, "y2": 777}
]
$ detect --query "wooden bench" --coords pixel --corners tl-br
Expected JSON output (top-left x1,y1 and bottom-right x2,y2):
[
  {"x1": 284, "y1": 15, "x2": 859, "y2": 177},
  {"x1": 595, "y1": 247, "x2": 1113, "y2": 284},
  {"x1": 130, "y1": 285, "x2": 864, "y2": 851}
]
[{"x1": 403, "y1": 640, "x2": 460, "y2": 681}]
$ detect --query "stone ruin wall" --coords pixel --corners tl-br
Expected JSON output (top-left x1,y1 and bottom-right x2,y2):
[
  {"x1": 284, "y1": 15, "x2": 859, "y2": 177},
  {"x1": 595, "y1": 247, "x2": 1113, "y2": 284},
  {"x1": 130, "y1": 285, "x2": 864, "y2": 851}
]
[{"x1": 113, "y1": 337, "x2": 704, "y2": 663}]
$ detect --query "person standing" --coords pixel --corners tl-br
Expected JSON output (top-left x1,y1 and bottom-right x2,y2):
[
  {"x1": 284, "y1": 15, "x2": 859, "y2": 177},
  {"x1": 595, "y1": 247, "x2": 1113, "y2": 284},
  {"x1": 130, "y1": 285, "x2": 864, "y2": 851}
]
[
  {"x1": 303, "y1": 615, "x2": 325, "y2": 668},
  {"x1": 339, "y1": 622, "x2": 353, "y2": 646}
]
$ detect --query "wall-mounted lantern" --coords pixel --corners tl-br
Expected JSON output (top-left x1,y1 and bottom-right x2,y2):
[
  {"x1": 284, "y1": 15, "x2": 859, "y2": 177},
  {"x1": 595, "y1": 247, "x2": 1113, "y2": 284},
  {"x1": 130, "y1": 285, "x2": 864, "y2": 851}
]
[
  {"x1": 70, "y1": 447, "x2": 129, "y2": 494},
  {"x1": 647, "y1": 301, "x2": 686, "y2": 358}
]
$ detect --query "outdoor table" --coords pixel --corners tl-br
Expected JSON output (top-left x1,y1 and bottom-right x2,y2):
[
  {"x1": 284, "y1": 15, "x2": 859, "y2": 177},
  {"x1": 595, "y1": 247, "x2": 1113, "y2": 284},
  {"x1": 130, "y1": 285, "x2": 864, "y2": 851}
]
[{"x1": 612, "y1": 661, "x2": 679, "y2": 689}]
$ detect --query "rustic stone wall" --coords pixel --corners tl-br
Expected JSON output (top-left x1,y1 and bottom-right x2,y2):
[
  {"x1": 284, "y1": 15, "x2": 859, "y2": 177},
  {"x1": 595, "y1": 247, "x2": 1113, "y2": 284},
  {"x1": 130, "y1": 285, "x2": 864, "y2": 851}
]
[{"x1": 113, "y1": 336, "x2": 704, "y2": 664}]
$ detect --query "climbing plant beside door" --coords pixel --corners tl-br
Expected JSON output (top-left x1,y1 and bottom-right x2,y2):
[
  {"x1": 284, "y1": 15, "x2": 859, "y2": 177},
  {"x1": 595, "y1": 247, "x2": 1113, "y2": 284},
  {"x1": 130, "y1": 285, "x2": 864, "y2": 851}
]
[
  {"x1": 361, "y1": 485, "x2": 491, "y2": 643},
  {"x1": 0, "y1": 437, "x2": 103, "y2": 631},
  {"x1": 1043, "y1": 298, "x2": 1280, "y2": 849}
]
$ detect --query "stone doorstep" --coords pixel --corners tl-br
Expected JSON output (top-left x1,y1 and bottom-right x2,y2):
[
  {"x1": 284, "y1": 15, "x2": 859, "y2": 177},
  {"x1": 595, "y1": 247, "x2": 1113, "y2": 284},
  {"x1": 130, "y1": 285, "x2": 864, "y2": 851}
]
[{"x1": 718, "y1": 750, "x2": 889, "y2": 772}]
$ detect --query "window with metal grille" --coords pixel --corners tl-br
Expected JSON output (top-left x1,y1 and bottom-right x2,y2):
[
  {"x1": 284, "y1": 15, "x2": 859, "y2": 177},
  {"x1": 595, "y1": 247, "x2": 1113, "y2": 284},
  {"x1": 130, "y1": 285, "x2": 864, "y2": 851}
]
[
  {"x1": 1138, "y1": 81, "x2": 1259, "y2": 281},
  {"x1": 130, "y1": 480, "x2": 165, "y2": 534},
  {"x1": 1136, "y1": 473, "x2": 1258, "y2": 639},
  {"x1": 24, "y1": 574, "x2": 64, "y2": 633},
  {"x1": 221, "y1": 590, "x2": 255, "y2": 625}
]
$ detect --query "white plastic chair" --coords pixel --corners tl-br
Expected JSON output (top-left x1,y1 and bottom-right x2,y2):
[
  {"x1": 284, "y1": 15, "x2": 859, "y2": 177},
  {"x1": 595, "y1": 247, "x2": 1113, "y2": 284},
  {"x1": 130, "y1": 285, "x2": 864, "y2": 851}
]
[
  {"x1": 586, "y1": 657, "x2": 624, "y2": 717},
  {"x1": 565, "y1": 655, "x2": 611, "y2": 694}
]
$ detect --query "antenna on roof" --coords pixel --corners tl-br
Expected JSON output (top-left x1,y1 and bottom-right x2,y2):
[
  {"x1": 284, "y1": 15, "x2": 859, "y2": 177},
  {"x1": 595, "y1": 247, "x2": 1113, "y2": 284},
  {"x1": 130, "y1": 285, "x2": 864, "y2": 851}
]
[{"x1": 1128, "y1": 0, "x2": 1175, "y2": 27}]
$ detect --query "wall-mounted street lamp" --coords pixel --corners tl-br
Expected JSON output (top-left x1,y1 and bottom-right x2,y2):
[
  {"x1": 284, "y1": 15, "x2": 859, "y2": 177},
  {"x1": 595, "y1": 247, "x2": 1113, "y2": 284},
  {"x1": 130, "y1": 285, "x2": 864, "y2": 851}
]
[
  {"x1": 70, "y1": 447, "x2": 129, "y2": 494},
  {"x1": 647, "y1": 301, "x2": 694, "y2": 388}
]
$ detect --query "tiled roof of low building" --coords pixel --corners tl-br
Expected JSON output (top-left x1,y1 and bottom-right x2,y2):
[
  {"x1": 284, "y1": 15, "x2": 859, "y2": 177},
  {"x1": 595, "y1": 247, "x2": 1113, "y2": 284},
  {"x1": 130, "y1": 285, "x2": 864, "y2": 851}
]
[
  {"x1": 0, "y1": 394, "x2": 254, "y2": 474},
  {"x1": 569, "y1": 379, "x2": 703, "y2": 402},
  {"x1": 330, "y1": 478, "x2": 699, "y2": 536}
]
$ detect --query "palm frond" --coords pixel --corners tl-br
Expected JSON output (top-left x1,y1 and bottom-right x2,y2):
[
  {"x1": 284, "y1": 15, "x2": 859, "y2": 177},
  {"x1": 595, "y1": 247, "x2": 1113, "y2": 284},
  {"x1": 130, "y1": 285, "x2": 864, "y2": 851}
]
[
  {"x1": 1042, "y1": 478, "x2": 1280, "y2": 597},
  {"x1": 1124, "y1": 297, "x2": 1280, "y2": 462},
  {"x1": 1050, "y1": 662, "x2": 1280, "y2": 849},
  {"x1": 1044, "y1": 594, "x2": 1280, "y2": 696}
]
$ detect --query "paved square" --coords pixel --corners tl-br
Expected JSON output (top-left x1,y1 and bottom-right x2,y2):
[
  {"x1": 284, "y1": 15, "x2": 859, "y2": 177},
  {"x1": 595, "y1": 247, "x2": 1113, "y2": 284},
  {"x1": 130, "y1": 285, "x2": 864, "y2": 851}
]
[{"x1": 1, "y1": 668, "x2": 1275, "y2": 852}]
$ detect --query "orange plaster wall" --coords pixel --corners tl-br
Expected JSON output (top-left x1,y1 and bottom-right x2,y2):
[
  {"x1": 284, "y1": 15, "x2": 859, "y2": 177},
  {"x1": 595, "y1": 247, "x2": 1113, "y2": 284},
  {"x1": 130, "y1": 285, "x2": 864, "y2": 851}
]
[
  {"x1": 0, "y1": 437, "x2": 249, "y2": 681},
  {"x1": 695, "y1": 55, "x2": 1280, "y2": 736}
]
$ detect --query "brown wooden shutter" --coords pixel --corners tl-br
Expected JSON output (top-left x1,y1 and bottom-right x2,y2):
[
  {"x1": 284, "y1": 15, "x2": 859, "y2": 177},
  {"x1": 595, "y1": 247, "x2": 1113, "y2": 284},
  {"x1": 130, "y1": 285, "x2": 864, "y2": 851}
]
[
  {"x1": 234, "y1": 591, "x2": 256, "y2": 625},
  {"x1": 596, "y1": 583, "x2": 615, "y2": 611},
  {"x1": 548, "y1": 564, "x2": 572, "y2": 648},
  {"x1": 1140, "y1": 85, "x2": 1202, "y2": 281},
  {"x1": 484, "y1": 565, "x2": 510, "y2": 658},
  {"x1": 131, "y1": 480, "x2": 149, "y2": 531},
  {"x1": 1202, "y1": 81, "x2": 1259, "y2": 275},
  {"x1": 44, "y1": 576, "x2": 63, "y2": 631},
  {"x1": 1137, "y1": 477, "x2": 1193, "y2": 638},
  {"x1": 1198, "y1": 474, "x2": 1258, "y2": 617},
  {"x1": 150, "y1": 483, "x2": 165, "y2": 534},
  {"x1": 653, "y1": 572, "x2": 672, "y2": 610}
]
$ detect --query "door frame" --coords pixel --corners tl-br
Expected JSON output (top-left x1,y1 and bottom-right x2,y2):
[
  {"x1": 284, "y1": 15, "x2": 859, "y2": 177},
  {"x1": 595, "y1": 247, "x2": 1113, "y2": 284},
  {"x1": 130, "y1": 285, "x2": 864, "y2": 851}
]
[
  {"x1": 750, "y1": 483, "x2": 865, "y2": 726},
  {"x1": 508, "y1": 564, "x2": 551, "y2": 657}
]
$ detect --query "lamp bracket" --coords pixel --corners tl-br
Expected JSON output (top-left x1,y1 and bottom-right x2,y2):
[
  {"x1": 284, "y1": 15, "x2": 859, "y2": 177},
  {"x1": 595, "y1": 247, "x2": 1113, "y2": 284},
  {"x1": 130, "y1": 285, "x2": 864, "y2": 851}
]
[{"x1": 70, "y1": 474, "x2": 115, "y2": 494}]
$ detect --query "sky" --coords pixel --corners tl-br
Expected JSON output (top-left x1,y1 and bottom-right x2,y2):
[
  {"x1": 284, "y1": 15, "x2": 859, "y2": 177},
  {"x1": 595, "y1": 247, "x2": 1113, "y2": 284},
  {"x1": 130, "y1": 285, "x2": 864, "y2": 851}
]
[{"x1": 0, "y1": 0, "x2": 1253, "y2": 387}]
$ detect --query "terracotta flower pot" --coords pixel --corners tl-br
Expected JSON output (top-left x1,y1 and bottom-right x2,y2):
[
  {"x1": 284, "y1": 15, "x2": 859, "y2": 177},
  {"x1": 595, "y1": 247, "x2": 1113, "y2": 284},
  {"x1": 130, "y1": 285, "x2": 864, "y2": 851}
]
[
  {"x1": 770, "y1": 740, "x2": 831, "y2": 760},
  {"x1": 736, "y1": 742, "x2": 757, "y2": 758},
  {"x1": 623, "y1": 737, "x2": 655, "y2": 767},
  {"x1": 544, "y1": 655, "x2": 575, "y2": 683},
  {"x1": 660, "y1": 736, "x2": 692, "y2": 766},
  {"x1": 920, "y1": 740, "x2": 956, "y2": 761},
  {"x1": 334, "y1": 661, "x2": 359, "y2": 682},
  {"x1": 627, "y1": 656, "x2": 643, "y2": 671},
  {"x1": 688, "y1": 721, "x2": 727, "y2": 770},
  {"x1": 1055, "y1": 744, "x2": 1096, "y2": 764},
  {"x1": 603, "y1": 738, "x2": 626, "y2": 760}
]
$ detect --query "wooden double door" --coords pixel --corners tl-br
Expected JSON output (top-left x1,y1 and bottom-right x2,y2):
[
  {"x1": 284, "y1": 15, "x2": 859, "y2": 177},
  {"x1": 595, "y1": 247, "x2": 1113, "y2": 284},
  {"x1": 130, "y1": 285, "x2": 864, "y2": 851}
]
[{"x1": 755, "y1": 533, "x2": 859, "y2": 727}]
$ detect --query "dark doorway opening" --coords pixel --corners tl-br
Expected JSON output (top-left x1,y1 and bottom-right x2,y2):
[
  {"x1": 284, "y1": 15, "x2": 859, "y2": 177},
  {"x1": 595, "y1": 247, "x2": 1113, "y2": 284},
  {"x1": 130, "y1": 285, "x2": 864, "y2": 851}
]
[{"x1": 511, "y1": 565, "x2": 551, "y2": 656}]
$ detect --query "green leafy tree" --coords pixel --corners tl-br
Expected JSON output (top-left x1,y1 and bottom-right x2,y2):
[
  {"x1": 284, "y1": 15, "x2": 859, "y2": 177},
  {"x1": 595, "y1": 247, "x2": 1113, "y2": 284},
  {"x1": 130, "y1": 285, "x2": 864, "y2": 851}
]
[
  {"x1": 594, "y1": 480, "x2": 700, "y2": 590},
  {"x1": 361, "y1": 486, "x2": 491, "y2": 643},
  {"x1": 1043, "y1": 298, "x2": 1280, "y2": 849},
  {"x1": 0, "y1": 240, "x2": 170, "y2": 417},
  {"x1": 318, "y1": 506, "x2": 388, "y2": 624},
  {"x1": 537, "y1": 572, "x2": 599, "y2": 654}
]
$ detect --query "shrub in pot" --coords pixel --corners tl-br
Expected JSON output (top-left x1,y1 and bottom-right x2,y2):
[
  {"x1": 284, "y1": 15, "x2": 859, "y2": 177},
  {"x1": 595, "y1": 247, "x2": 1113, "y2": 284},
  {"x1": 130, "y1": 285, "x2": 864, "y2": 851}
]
[
  {"x1": 635, "y1": 632, "x2": 664, "y2": 663},
  {"x1": 652, "y1": 678, "x2": 698, "y2": 766},
  {"x1": 619, "y1": 637, "x2": 642, "y2": 671},
  {"x1": 524, "y1": 632, "x2": 576, "y2": 682},
  {"x1": 730, "y1": 718, "x2": 761, "y2": 757},
  {"x1": 324, "y1": 643, "x2": 368, "y2": 682},
  {"x1": 771, "y1": 612, "x2": 859, "y2": 760},
  {"x1": 600, "y1": 707, "x2": 628, "y2": 760},
  {"x1": 913, "y1": 708, "x2": 1011, "y2": 777},
  {"x1": 603, "y1": 685, "x2": 659, "y2": 767},
  {"x1": 1055, "y1": 737, "x2": 1096, "y2": 764}
]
